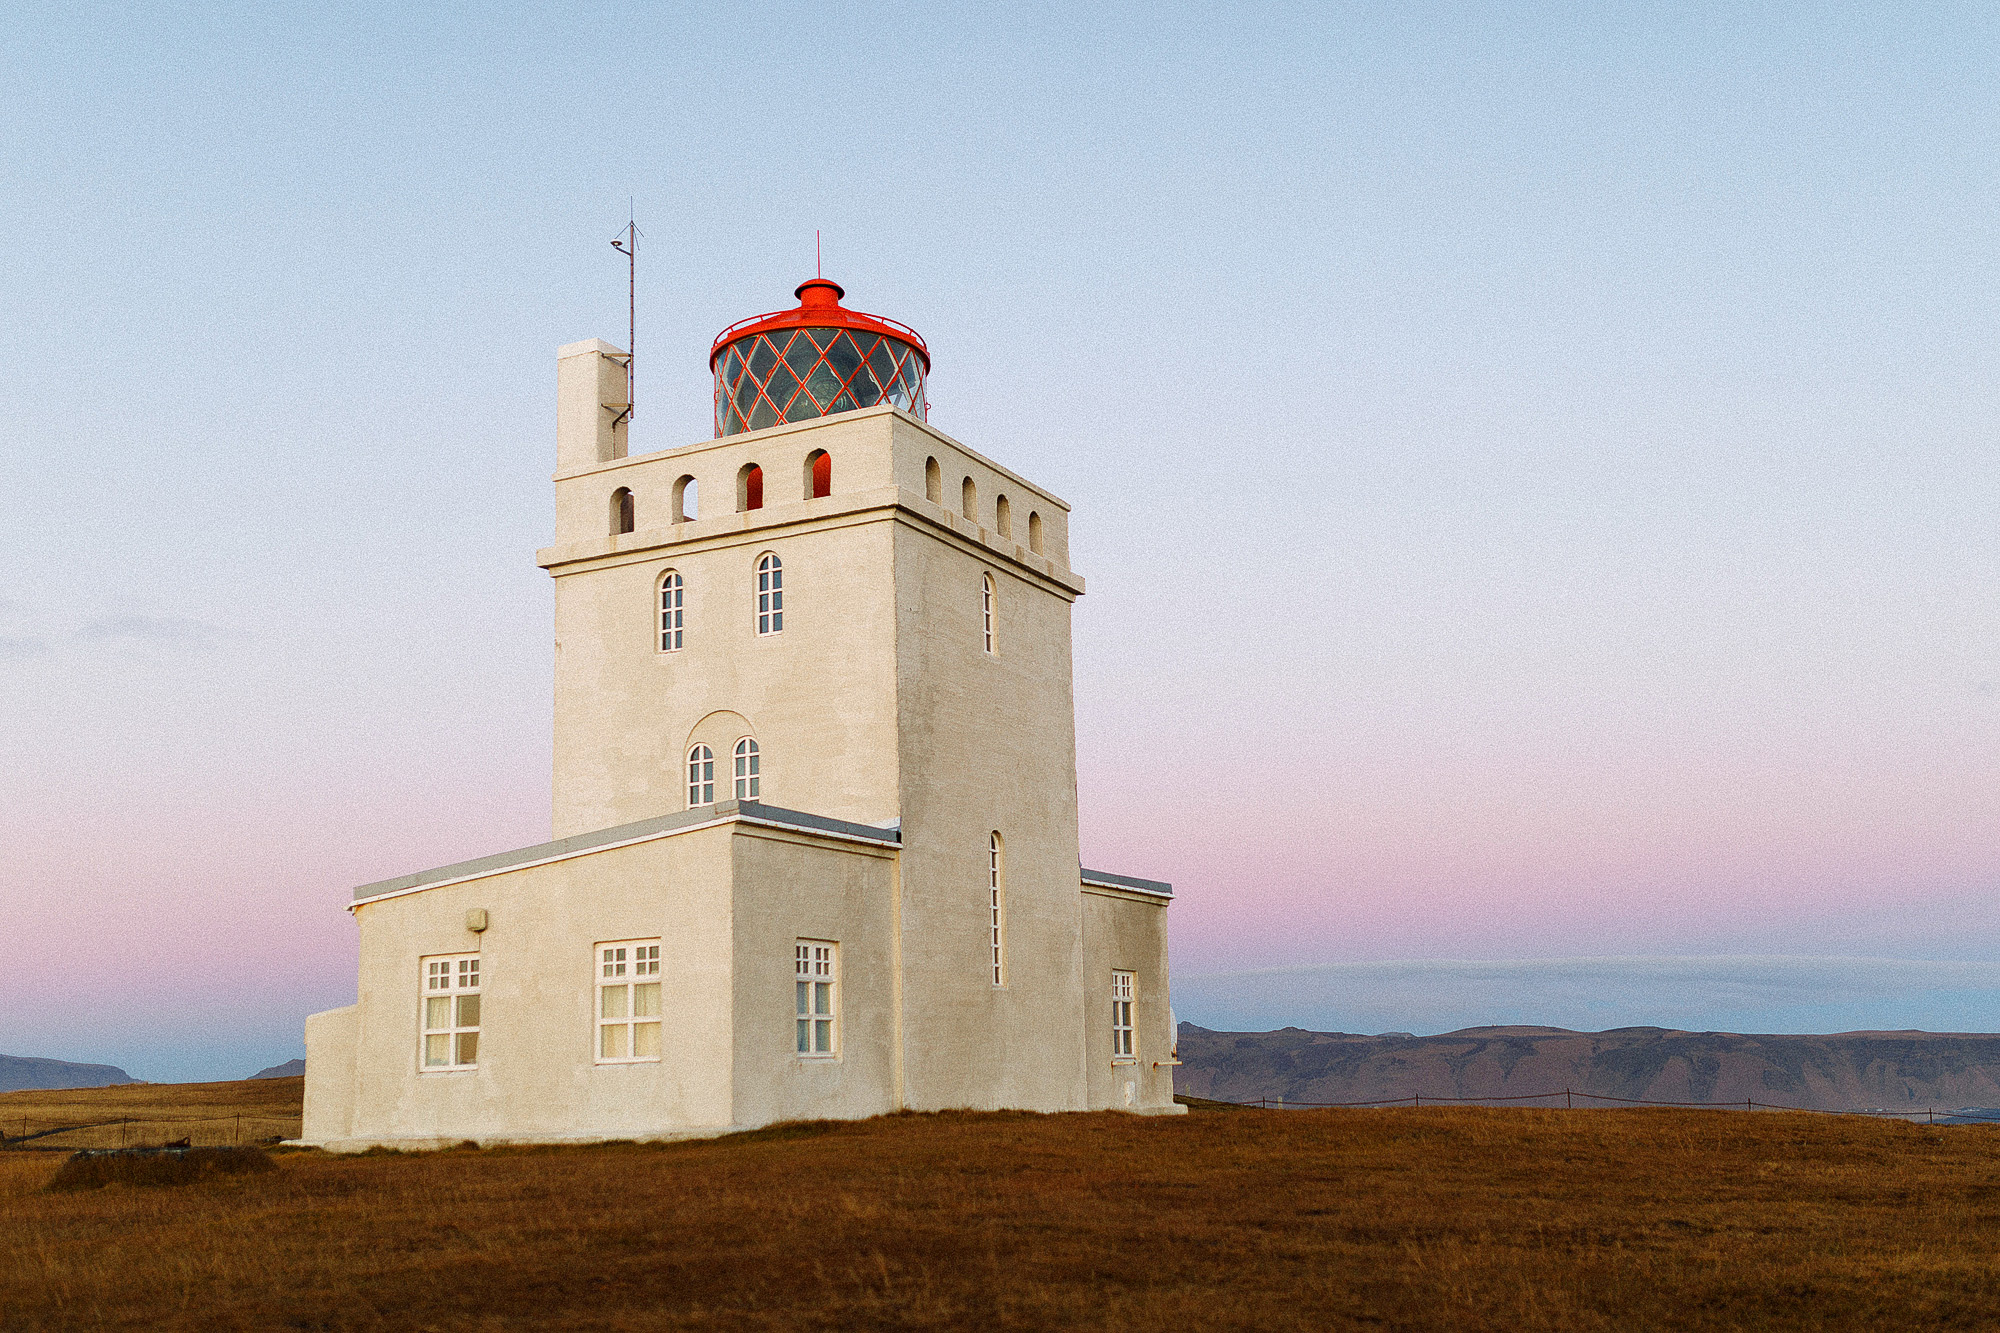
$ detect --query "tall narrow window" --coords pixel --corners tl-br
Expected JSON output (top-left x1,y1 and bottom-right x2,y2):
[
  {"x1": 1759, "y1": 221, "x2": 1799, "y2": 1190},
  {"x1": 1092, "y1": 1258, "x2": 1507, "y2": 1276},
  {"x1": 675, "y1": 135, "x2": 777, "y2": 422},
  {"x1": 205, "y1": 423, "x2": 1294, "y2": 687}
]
[
  {"x1": 611, "y1": 487, "x2": 635, "y2": 535},
  {"x1": 738, "y1": 463, "x2": 764, "y2": 511},
  {"x1": 733, "y1": 737, "x2": 760, "y2": 800},
  {"x1": 596, "y1": 941, "x2": 661, "y2": 1063},
  {"x1": 925, "y1": 456, "x2": 942, "y2": 503},
  {"x1": 989, "y1": 832, "x2": 1005, "y2": 986},
  {"x1": 1112, "y1": 971, "x2": 1135, "y2": 1061},
  {"x1": 659, "y1": 571, "x2": 684, "y2": 652},
  {"x1": 687, "y1": 744, "x2": 714, "y2": 807},
  {"x1": 806, "y1": 449, "x2": 831, "y2": 499},
  {"x1": 995, "y1": 494, "x2": 1012, "y2": 538},
  {"x1": 756, "y1": 554, "x2": 784, "y2": 635},
  {"x1": 961, "y1": 476, "x2": 977, "y2": 520},
  {"x1": 981, "y1": 573, "x2": 995, "y2": 655},
  {"x1": 795, "y1": 941, "x2": 837, "y2": 1056},
  {"x1": 421, "y1": 955, "x2": 481, "y2": 1070}
]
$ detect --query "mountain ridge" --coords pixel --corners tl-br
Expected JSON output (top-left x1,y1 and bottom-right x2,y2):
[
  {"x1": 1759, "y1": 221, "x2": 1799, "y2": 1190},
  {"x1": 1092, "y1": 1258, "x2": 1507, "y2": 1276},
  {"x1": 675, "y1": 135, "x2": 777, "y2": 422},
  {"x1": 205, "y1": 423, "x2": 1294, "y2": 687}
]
[
  {"x1": 1174, "y1": 1024, "x2": 2000, "y2": 1111},
  {"x1": 0, "y1": 1054, "x2": 140, "y2": 1093}
]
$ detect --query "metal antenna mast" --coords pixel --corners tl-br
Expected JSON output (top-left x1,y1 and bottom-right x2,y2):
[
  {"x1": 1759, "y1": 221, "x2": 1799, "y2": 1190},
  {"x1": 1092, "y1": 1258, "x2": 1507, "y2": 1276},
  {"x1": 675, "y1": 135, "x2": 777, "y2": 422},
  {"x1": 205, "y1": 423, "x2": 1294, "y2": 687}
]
[{"x1": 610, "y1": 208, "x2": 641, "y2": 428}]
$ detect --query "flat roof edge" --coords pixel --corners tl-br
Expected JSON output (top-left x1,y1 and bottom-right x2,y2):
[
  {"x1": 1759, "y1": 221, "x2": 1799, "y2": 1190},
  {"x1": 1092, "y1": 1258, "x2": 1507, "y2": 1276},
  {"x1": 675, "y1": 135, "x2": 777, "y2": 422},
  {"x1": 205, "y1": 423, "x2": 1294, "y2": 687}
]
[
  {"x1": 351, "y1": 802, "x2": 900, "y2": 904},
  {"x1": 1081, "y1": 867, "x2": 1174, "y2": 898}
]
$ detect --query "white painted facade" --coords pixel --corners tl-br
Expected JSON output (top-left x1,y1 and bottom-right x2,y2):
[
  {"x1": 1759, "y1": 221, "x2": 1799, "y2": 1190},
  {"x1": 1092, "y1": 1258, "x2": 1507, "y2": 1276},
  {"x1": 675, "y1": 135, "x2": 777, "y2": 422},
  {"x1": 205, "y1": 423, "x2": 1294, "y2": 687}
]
[{"x1": 301, "y1": 333, "x2": 1179, "y2": 1150}]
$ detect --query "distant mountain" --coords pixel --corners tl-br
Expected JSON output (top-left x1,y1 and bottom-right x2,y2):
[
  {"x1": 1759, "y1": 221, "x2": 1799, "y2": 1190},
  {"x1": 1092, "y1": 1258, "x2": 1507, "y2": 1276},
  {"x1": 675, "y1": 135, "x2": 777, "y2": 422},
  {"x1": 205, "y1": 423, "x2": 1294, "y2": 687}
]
[
  {"x1": 250, "y1": 1059, "x2": 305, "y2": 1079},
  {"x1": 0, "y1": 1054, "x2": 139, "y2": 1093},
  {"x1": 1175, "y1": 1024, "x2": 2000, "y2": 1112}
]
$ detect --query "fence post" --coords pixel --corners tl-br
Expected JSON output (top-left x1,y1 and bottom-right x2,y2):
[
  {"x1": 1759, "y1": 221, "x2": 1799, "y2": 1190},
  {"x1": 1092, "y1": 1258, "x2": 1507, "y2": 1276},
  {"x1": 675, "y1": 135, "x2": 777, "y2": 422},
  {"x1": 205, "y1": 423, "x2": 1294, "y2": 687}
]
[
  {"x1": 1566, "y1": 1087, "x2": 1572, "y2": 1109},
  {"x1": 1414, "y1": 1093, "x2": 1420, "y2": 1108}
]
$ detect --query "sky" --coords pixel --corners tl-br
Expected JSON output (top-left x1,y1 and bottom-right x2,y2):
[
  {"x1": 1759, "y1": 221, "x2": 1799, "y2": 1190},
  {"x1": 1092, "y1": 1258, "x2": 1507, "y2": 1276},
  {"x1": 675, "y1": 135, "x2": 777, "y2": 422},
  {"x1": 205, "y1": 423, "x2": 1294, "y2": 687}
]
[{"x1": 4, "y1": 3, "x2": 2000, "y2": 1081}]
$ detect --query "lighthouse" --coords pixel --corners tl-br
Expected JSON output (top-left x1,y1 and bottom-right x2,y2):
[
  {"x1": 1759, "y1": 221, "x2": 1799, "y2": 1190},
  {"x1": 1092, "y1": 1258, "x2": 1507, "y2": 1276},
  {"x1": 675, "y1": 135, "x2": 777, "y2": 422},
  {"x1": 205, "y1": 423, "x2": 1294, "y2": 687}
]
[{"x1": 302, "y1": 278, "x2": 1179, "y2": 1148}]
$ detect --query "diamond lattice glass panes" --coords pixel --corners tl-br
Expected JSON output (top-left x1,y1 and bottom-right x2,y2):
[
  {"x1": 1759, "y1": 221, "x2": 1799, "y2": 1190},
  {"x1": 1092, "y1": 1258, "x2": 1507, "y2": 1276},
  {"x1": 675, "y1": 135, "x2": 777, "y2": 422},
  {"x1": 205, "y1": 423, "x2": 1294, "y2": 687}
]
[
  {"x1": 422, "y1": 954, "x2": 481, "y2": 1070},
  {"x1": 597, "y1": 941, "x2": 662, "y2": 1063},
  {"x1": 715, "y1": 329, "x2": 927, "y2": 436}
]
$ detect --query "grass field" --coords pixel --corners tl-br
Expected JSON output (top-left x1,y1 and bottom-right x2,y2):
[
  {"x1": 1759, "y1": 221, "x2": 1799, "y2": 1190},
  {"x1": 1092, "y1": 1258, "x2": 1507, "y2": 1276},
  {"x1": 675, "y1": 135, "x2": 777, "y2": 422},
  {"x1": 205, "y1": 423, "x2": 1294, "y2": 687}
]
[
  {"x1": 6, "y1": 1080, "x2": 2000, "y2": 1330},
  {"x1": 0, "y1": 1076, "x2": 302, "y2": 1150}
]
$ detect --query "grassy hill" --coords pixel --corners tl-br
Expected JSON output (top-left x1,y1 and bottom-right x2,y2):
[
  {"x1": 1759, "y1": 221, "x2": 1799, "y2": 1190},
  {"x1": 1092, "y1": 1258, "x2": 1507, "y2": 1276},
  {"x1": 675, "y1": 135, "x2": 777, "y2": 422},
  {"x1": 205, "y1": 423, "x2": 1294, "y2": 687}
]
[
  {"x1": 0, "y1": 1076, "x2": 302, "y2": 1149},
  {"x1": 6, "y1": 1079, "x2": 2000, "y2": 1329}
]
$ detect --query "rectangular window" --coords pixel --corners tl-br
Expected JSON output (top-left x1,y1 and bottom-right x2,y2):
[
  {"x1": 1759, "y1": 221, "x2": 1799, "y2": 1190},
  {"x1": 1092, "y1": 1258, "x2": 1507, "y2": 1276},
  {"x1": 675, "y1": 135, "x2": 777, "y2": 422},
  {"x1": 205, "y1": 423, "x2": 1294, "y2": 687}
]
[
  {"x1": 597, "y1": 940, "x2": 662, "y2": 1063},
  {"x1": 981, "y1": 574, "x2": 995, "y2": 655},
  {"x1": 757, "y1": 558, "x2": 784, "y2": 635},
  {"x1": 989, "y1": 835, "x2": 1005, "y2": 986},
  {"x1": 1112, "y1": 970, "x2": 1135, "y2": 1061},
  {"x1": 659, "y1": 573, "x2": 684, "y2": 652},
  {"x1": 421, "y1": 954, "x2": 481, "y2": 1070},
  {"x1": 795, "y1": 941, "x2": 837, "y2": 1057}
]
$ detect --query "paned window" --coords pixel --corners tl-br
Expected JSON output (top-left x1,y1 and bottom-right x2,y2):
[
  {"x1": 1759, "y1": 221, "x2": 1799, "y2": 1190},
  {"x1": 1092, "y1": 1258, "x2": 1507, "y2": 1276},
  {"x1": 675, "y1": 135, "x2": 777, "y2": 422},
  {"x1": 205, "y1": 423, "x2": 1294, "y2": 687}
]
[
  {"x1": 981, "y1": 573, "x2": 995, "y2": 655},
  {"x1": 1112, "y1": 971, "x2": 1135, "y2": 1061},
  {"x1": 659, "y1": 571, "x2": 684, "y2": 652},
  {"x1": 688, "y1": 744, "x2": 714, "y2": 807},
  {"x1": 795, "y1": 941, "x2": 837, "y2": 1057},
  {"x1": 734, "y1": 737, "x2": 760, "y2": 800},
  {"x1": 756, "y1": 554, "x2": 784, "y2": 635},
  {"x1": 422, "y1": 955, "x2": 481, "y2": 1070},
  {"x1": 989, "y1": 832, "x2": 1005, "y2": 986},
  {"x1": 597, "y1": 941, "x2": 661, "y2": 1063}
]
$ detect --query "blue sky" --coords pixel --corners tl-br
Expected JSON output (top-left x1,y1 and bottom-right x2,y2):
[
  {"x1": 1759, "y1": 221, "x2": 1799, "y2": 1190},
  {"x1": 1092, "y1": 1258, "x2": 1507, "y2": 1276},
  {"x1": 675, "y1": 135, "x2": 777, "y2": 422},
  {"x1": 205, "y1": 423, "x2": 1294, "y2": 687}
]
[{"x1": 4, "y1": 3, "x2": 2000, "y2": 1080}]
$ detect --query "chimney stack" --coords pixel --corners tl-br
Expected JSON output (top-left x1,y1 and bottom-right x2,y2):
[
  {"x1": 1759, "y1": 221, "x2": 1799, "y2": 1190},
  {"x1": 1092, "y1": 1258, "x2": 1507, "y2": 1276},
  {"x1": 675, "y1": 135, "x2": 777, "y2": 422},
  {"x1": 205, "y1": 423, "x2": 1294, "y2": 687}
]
[{"x1": 556, "y1": 339, "x2": 630, "y2": 470}]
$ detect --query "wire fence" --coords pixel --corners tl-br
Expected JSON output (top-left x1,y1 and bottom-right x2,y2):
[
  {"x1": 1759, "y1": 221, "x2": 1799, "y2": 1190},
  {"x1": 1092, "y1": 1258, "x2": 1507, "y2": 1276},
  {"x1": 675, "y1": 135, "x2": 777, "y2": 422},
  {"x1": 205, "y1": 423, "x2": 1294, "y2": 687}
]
[
  {"x1": 1200, "y1": 1088, "x2": 2000, "y2": 1123},
  {"x1": 0, "y1": 1114, "x2": 302, "y2": 1152}
]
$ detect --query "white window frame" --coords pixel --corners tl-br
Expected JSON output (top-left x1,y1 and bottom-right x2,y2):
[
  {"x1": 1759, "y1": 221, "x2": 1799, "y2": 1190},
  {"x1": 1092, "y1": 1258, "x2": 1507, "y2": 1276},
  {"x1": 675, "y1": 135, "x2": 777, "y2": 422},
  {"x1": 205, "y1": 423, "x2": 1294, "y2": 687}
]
[
  {"x1": 688, "y1": 744, "x2": 714, "y2": 807},
  {"x1": 733, "y1": 737, "x2": 760, "y2": 801},
  {"x1": 595, "y1": 940, "x2": 662, "y2": 1064},
  {"x1": 988, "y1": 832, "x2": 1005, "y2": 986},
  {"x1": 795, "y1": 940, "x2": 838, "y2": 1058},
  {"x1": 659, "y1": 570, "x2": 684, "y2": 652},
  {"x1": 756, "y1": 553, "x2": 784, "y2": 635},
  {"x1": 1112, "y1": 970, "x2": 1135, "y2": 1063},
  {"x1": 981, "y1": 572, "x2": 995, "y2": 655},
  {"x1": 421, "y1": 953, "x2": 482, "y2": 1071}
]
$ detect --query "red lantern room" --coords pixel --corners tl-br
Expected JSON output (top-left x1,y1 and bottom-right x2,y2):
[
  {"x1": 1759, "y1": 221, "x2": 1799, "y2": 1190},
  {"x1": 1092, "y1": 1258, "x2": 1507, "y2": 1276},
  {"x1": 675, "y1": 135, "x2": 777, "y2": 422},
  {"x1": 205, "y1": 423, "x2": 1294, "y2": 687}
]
[{"x1": 710, "y1": 279, "x2": 929, "y2": 437}]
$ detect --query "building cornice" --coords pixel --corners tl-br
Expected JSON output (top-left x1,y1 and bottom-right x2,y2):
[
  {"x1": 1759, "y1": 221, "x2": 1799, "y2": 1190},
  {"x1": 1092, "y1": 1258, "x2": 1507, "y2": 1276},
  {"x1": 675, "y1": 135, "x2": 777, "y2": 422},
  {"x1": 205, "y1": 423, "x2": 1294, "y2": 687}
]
[{"x1": 349, "y1": 801, "x2": 901, "y2": 911}]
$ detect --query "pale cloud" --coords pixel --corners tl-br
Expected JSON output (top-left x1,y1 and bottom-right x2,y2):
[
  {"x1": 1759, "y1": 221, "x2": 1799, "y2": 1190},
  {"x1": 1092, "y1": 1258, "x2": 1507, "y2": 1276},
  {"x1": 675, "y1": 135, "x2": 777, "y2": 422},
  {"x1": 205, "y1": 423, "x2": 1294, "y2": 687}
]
[
  {"x1": 0, "y1": 635, "x2": 49, "y2": 658},
  {"x1": 1174, "y1": 957, "x2": 2000, "y2": 1037},
  {"x1": 74, "y1": 615, "x2": 229, "y2": 646}
]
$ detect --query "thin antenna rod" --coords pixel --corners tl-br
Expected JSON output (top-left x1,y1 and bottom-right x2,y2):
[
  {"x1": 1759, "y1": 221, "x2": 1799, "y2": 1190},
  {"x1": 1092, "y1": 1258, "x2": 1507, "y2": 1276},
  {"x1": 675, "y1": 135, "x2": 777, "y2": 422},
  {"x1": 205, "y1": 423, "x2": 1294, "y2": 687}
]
[
  {"x1": 816, "y1": 230, "x2": 821, "y2": 278},
  {"x1": 609, "y1": 206, "x2": 641, "y2": 428}
]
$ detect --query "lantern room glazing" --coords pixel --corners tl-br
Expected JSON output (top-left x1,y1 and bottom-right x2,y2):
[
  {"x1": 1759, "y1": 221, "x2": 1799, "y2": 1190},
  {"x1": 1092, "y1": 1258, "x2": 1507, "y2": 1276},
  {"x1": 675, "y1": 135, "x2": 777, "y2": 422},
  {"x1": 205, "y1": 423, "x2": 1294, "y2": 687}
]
[{"x1": 710, "y1": 279, "x2": 929, "y2": 437}]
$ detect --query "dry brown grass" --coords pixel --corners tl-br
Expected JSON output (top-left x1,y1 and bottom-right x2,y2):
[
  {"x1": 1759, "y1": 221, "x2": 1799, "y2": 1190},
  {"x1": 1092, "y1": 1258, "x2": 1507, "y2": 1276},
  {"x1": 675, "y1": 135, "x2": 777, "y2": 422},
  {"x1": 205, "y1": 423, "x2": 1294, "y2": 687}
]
[
  {"x1": 6, "y1": 1090, "x2": 2000, "y2": 1331},
  {"x1": 0, "y1": 1077, "x2": 302, "y2": 1150}
]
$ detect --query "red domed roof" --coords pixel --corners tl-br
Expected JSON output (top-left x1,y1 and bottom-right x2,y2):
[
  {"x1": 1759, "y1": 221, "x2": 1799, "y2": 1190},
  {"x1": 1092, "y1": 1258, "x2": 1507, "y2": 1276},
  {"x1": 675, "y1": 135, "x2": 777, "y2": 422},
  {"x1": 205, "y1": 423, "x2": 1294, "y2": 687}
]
[{"x1": 710, "y1": 279, "x2": 929, "y2": 370}]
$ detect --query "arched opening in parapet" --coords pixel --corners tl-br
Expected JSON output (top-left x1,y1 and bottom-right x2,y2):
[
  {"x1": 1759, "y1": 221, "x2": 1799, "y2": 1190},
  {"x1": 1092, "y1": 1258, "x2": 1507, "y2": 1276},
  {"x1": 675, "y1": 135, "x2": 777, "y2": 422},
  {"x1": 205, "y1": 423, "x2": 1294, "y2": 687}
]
[
  {"x1": 673, "y1": 475, "x2": 698, "y2": 523},
  {"x1": 805, "y1": 450, "x2": 831, "y2": 500},
  {"x1": 961, "y1": 476, "x2": 977, "y2": 521},
  {"x1": 1028, "y1": 511, "x2": 1044, "y2": 555},
  {"x1": 611, "y1": 487, "x2": 635, "y2": 536},
  {"x1": 925, "y1": 456, "x2": 942, "y2": 503},
  {"x1": 995, "y1": 495, "x2": 1012, "y2": 539},
  {"x1": 738, "y1": 463, "x2": 764, "y2": 512}
]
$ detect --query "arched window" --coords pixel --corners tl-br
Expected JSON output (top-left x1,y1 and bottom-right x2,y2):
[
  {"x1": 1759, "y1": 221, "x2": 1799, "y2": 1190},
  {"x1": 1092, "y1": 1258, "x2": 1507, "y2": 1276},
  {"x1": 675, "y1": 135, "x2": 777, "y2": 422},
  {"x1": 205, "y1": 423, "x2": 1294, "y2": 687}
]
[
  {"x1": 805, "y1": 450, "x2": 831, "y2": 499},
  {"x1": 733, "y1": 737, "x2": 760, "y2": 800},
  {"x1": 756, "y1": 553, "x2": 784, "y2": 635},
  {"x1": 961, "y1": 476, "x2": 977, "y2": 520},
  {"x1": 659, "y1": 571, "x2": 684, "y2": 652},
  {"x1": 988, "y1": 832, "x2": 1005, "y2": 986},
  {"x1": 925, "y1": 456, "x2": 942, "y2": 503},
  {"x1": 995, "y1": 495, "x2": 1012, "y2": 538},
  {"x1": 673, "y1": 475, "x2": 698, "y2": 523},
  {"x1": 687, "y1": 744, "x2": 714, "y2": 807},
  {"x1": 738, "y1": 463, "x2": 764, "y2": 512},
  {"x1": 981, "y1": 573, "x2": 995, "y2": 655},
  {"x1": 1028, "y1": 511, "x2": 1044, "y2": 555},
  {"x1": 611, "y1": 487, "x2": 635, "y2": 536}
]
